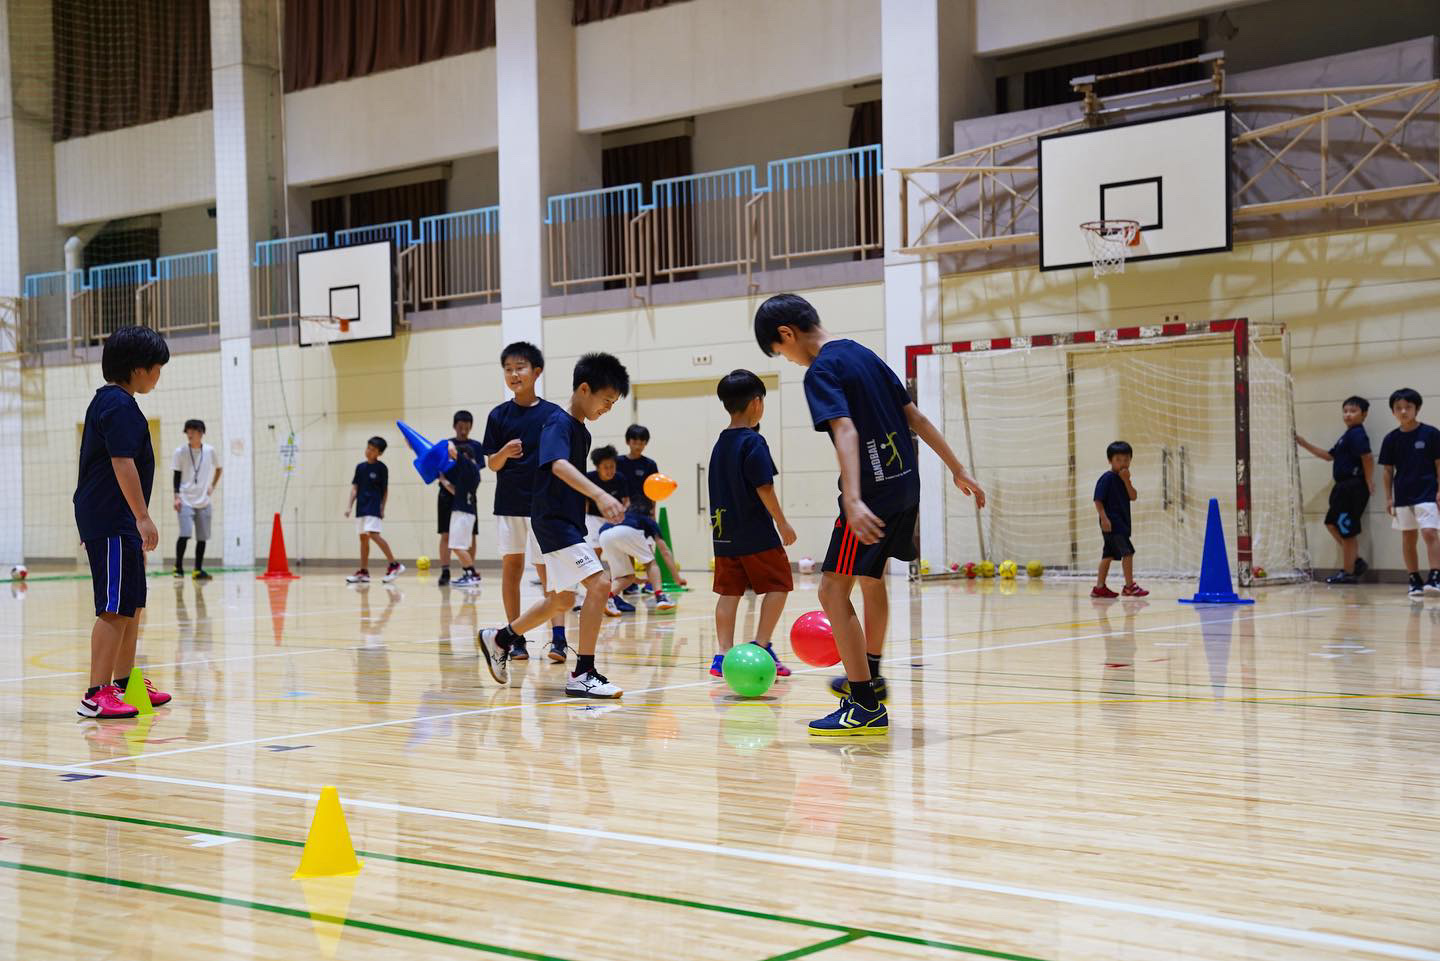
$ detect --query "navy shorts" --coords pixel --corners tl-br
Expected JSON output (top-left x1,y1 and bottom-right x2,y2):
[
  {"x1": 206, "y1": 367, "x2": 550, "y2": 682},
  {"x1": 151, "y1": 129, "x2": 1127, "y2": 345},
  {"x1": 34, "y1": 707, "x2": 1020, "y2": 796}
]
[
  {"x1": 85, "y1": 535, "x2": 147, "y2": 617},
  {"x1": 1325, "y1": 478, "x2": 1368, "y2": 538},
  {"x1": 822, "y1": 505, "x2": 918, "y2": 579},
  {"x1": 1101, "y1": 531, "x2": 1135, "y2": 560}
]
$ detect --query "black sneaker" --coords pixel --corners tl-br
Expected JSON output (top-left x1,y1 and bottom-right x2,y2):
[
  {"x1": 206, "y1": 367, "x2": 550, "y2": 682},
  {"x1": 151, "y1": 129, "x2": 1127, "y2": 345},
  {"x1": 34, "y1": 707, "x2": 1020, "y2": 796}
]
[
  {"x1": 1408, "y1": 574, "x2": 1425, "y2": 600},
  {"x1": 510, "y1": 641, "x2": 529, "y2": 661},
  {"x1": 547, "y1": 640, "x2": 567, "y2": 663},
  {"x1": 438, "y1": 567, "x2": 451, "y2": 586},
  {"x1": 172, "y1": 568, "x2": 185, "y2": 579},
  {"x1": 1353, "y1": 557, "x2": 1369, "y2": 578},
  {"x1": 192, "y1": 569, "x2": 212, "y2": 581},
  {"x1": 1427, "y1": 570, "x2": 1440, "y2": 595},
  {"x1": 1325, "y1": 571, "x2": 1357, "y2": 585}
]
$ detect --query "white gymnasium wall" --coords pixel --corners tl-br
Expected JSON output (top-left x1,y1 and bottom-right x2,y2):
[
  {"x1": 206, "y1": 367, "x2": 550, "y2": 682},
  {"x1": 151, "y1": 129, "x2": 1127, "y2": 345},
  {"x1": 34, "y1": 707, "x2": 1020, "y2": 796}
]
[
  {"x1": 447, "y1": 152, "x2": 500, "y2": 211},
  {"x1": 975, "y1": 0, "x2": 1262, "y2": 56},
  {"x1": 938, "y1": 219, "x2": 1440, "y2": 574},
  {"x1": 691, "y1": 89, "x2": 858, "y2": 176},
  {"x1": 574, "y1": 0, "x2": 880, "y2": 133},
  {"x1": 53, "y1": 111, "x2": 216, "y2": 225},
  {"x1": 159, "y1": 204, "x2": 218, "y2": 256}
]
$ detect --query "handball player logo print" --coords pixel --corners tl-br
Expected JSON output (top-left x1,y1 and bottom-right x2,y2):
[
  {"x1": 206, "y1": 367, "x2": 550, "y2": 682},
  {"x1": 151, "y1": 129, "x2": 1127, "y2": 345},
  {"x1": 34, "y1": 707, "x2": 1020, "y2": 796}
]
[{"x1": 280, "y1": 432, "x2": 299, "y2": 473}]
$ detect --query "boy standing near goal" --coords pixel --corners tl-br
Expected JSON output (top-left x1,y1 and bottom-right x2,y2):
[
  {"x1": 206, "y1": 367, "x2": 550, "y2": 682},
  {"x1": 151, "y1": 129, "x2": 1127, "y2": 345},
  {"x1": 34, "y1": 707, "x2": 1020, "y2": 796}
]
[
  {"x1": 1378, "y1": 388, "x2": 1440, "y2": 599},
  {"x1": 478, "y1": 353, "x2": 630, "y2": 698},
  {"x1": 754, "y1": 294, "x2": 986, "y2": 736},
  {"x1": 74, "y1": 326, "x2": 173, "y2": 718},
  {"x1": 172, "y1": 418, "x2": 221, "y2": 580},
  {"x1": 1296, "y1": 396, "x2": 1374, "y2": 584},
  {"x1": 1092, "y1": 441, "x2": 1147, "y2": 598},
  {"x1": 344, "y1": 436, "x2": 404, "y2": 584}
]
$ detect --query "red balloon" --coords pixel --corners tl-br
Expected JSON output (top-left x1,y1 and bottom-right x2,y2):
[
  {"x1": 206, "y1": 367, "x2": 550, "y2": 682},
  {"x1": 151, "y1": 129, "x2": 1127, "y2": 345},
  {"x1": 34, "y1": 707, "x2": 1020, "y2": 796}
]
[{"x1": 789, "y1": 611, "x2": 839, "y2": 667}]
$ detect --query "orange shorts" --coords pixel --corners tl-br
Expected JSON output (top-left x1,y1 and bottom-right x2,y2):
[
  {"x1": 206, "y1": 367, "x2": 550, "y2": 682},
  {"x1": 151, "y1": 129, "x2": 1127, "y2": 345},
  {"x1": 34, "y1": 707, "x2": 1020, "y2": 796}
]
[{"x1": 713, "y1": 547, "x2": 794, "y2": 597}]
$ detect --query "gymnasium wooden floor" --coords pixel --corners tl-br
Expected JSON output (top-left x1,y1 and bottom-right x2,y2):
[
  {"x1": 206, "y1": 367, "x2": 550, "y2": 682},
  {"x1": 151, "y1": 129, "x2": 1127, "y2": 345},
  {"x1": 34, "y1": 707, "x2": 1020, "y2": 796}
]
[{"x1": 0, "y1": 568, "x2": 1435, "y2": 961}]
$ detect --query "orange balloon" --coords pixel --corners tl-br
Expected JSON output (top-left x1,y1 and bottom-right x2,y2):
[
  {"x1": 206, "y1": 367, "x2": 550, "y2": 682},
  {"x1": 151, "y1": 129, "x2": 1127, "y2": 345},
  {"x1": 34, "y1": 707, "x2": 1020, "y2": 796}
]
[{"x1": 643, "y1": 473, "x2": 677, "y2": 502}]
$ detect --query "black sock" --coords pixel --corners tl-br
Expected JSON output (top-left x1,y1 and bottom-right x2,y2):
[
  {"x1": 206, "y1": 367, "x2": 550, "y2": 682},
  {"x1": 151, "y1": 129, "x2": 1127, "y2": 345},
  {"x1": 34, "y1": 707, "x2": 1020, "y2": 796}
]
[
  {"x1": 175, "y1": 537, "x2": 187, "y2": 569},
  {"x1": 195, "y1": 541, "x2": 206, "y2": 571},
  {"x1": 866, "y1": 654, "x2": 882, "y2": 679},
  {"x1": 1410, "y1": 571, "x2": 1424, "y2": 585},
  {"x1": 1430, "y1": 569, "x2": 1440, "y2": 583},
  {"x1": 465, "y1": 566, "x2": 476, "y2": 576},
  {"x1": 575, "y1": 654, "x2": 595, "y2": 675},
  {"x1": 86, "y1": 685, "x2": 100, "y2": 699},
  {"x1": 112, "y1": 675, "x2": 128, "y2": 690},
  {"x1": 497, "y1": 625, "x2": 521, "y2": 649},
  {"x1": 851, "y1": 679, "x2": 879, "y2": 711}
]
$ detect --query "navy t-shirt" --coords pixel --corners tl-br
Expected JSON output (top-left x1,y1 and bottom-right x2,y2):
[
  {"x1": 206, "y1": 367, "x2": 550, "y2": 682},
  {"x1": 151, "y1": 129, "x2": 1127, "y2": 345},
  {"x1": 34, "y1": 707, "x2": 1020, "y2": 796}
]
[
  {"x1": 600, "y1": 508, "x2": 662, "y2": 539},
  {"x1": 708, "y1": 427, "x2": 781, "y2": 557},
  {"x1": 1379, "y1": 423, "x2": 1440, "y2": 507},
  {"x1": 352, "y1": 460, "x2": 388, "y2": 517},
  {"x1": 531, "y1": 407, "x2": 591, "y2": 553},
  {"x1": 584, "y1": 469, "x2": 629, "y2": 517},
  {"x1": 617, "y1": 454, "x2": 659, "y2": 512},
  {"x1": 448, "y1": 457, "x2": 481, "y2": 513},
  {"x1": 440, "y1": 438, "x2": 485, "y2": 500},
  {"x1": 1093, "y1": 470, "x2": 1131, "y2": 536},
  {"x1": 1329, "y1": 425, "x2": 1371, "y2": 483},
  {"x1": 74, "y1": 385, "x2": 154, "y2": 542},
  {"x1": 803, "y1": 339, "x2": 918, "y2": 516},
  {"x1": 481, "y1": 398, "x2": 562, "y2": 516}
]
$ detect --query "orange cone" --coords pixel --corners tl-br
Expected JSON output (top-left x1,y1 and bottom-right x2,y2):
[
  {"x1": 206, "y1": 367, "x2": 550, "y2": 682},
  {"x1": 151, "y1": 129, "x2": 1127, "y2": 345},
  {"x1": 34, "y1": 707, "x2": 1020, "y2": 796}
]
[{"x1": 259, "y1": 512, "x2": 299, "y2": 580}]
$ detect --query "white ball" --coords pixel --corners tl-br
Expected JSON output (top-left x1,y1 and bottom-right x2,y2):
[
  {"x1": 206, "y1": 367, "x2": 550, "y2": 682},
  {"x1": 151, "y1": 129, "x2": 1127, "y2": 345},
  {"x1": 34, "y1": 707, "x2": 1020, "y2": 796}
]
[
  {"x1": 798, "y1": 557, "x2": 815, "y2": 574},
  {"x1": 9, "y1": 564, "x2": 27, "y2": 581}
]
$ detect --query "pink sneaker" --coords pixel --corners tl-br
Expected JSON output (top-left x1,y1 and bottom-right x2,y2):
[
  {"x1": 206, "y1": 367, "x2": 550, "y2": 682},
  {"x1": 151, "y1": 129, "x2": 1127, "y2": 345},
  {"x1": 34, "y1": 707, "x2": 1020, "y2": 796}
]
[
  {"x1": 78, "y1": 684, "x2": 139, "y2": 719},
  {"x1": 1091, "y1": 585, "x2": 1119, "y2": 598},
  {"x1": 759, "y1": 643, "x2": 792, "y2": 677},
  {"x1": 139, "y1": 676, "x2": 172, "y2": 707},
  {"x1": 1121, "y1": 583, "x2": 1149, "y2": 597}
]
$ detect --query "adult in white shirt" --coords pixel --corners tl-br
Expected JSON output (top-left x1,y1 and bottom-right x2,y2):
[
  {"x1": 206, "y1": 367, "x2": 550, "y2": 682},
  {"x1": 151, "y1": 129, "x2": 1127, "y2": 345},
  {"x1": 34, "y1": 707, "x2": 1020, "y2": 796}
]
[{"x1": 173, "y1": 419, "x2": 222, "y2": 580}]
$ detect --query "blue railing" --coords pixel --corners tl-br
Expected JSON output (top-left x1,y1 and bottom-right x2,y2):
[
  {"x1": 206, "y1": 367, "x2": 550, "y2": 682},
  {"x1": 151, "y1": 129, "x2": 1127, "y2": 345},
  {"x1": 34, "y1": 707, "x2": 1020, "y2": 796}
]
[
  {"x1": 157, "y1": 249, "x2": 218, "y2": 280},
  {"x1": 417, "y1": 206, "x2": 501, "y2": 306},
  {"x1": 88, "y1": 259, "x2": 152, "y2": 290},
  {"x1": 334, "y1": 220, "x2": 412, "y2": 249}
]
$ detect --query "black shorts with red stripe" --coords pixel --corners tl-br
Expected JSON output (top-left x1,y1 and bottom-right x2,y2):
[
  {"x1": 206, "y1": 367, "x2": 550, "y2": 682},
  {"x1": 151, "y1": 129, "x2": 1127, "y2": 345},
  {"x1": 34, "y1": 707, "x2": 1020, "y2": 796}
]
[{"x1": 822, "y1": 505, "x2": 919, "y2": 579}]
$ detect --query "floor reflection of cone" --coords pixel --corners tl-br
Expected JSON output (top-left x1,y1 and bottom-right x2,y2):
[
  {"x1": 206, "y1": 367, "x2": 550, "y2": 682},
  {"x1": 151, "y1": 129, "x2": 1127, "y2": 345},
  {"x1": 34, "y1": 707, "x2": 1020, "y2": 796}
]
[
  {"x1": 293, "y1": 786, "x2": 362, "y2": 879},
  {"x1": 121, "y1": 714, "x2": 155, "y2": 756},
  {"x1": 121, "y1": 666, "x2": 154, "y2": 716},
  {"x1": 298, "y1": 875, "x2": 357, "y2": 959}
]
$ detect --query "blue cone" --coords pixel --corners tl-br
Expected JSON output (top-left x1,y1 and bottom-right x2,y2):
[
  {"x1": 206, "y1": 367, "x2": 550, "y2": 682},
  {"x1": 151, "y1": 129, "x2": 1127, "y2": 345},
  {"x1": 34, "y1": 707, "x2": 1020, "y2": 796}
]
[
  {"x1": 395, "y1": 420, "x2": 454, "y2": 484},
  {"x1": 1179, "y1": 498, "x2": 1254, "y2": 605}
]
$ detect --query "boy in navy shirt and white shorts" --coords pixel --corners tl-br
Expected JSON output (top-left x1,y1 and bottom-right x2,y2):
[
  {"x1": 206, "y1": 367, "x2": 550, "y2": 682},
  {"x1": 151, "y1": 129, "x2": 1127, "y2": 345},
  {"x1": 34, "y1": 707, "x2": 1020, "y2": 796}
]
[
  {"x1": 73, "y1": 326, "x2": 174, "y2": 718},
  {"x1": 755, "y1": 294, "x2": 986, "y2": 736},
  {"x1": 1378, "y1": 388, "x2": 1440, "y2": 598}
]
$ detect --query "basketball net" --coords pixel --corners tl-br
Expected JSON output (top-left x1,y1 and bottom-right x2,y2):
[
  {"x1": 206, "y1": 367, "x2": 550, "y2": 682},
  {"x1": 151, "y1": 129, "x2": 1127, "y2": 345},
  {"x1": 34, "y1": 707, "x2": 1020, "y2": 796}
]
[
  {"x1": 1080, "y1": 220, "x2": 1140, "y2": 278},
  {"x1": 297, "y1": 314, "x2": 350, "y2": 348}
]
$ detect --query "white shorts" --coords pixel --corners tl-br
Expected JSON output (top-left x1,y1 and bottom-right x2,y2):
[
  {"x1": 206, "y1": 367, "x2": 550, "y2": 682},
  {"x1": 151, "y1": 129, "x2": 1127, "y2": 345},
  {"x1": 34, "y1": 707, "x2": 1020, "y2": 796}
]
[
  {"x1": 448, "y1": 511, "x2": 476, "y2": 550},
  {"x1": 585, "y1": 515, "x2": 606, "y2": 548},
  {"x1": 598, "y1": 525, "x2": 654, "y2": 579},
  {"x1": 1393, "y1": 502, "x2": 1440, "y2": 531},
  {"x1": 496, "y1": 516, "x2": 543, "y2": 564},
  {"x1": 540, "y1": 542, "x2": 605, "y2": 593},
  {"x1": 355, "y1": 515, "x2": 383, "y2": 535}
]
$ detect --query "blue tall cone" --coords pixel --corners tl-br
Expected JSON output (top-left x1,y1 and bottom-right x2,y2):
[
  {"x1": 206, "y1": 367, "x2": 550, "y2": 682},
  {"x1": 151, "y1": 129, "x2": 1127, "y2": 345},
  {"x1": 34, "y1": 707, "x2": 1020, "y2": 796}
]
[
  {"x1": 395, "y1": 420, "x2": 454, "y2": 484},
  {"x1": 1179, "y1": 498, "x2": 1254, "y2": 605}
]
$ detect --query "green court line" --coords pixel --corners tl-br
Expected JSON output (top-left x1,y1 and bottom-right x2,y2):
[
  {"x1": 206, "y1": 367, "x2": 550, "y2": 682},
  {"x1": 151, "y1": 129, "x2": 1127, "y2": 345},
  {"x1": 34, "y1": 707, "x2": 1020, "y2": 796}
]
[
  {"x1": 4, "y1": 565, "x2": 258, "y2": 584},
  {"x1": 0, "y1": 858, "x2": 572, "y2": 960},
  {"x1": 0, "y1": 800, "x2": 1051, "y2": 961},
  {"x1": 759, "y1": 932, "x2": 867, "y2": 960}
]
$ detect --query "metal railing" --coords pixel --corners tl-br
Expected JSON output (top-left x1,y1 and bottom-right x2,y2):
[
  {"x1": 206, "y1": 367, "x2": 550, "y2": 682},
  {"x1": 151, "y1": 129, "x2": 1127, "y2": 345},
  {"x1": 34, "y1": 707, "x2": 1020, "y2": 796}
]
[
  {"x1": 547, "y1": 184, "x2": 649, "y2": 295},
  {"x1": 253, "y1": 233, "x2": 327, "y2": 328},
  {"x1": 86, "y1": 259, "x2": 150, "y2": 338},
  {"x1": 20, "y1": 270, "x2": 84, "y2": 351},
  {"x1": 415, "y1": 206, "x2": 501, "y2": 309},
  {"x1": 766, "y1": 145, "x2": 883, "y2": 267},
  {"x1": 142, "y1": 250, "x2": 219, "y2": 335},
  {"x1": 334, "y1": 220, "x2": 413, "y2": 250},
  {"x1": 651, "y1": 165, "x2": 758, "y2": 280}
]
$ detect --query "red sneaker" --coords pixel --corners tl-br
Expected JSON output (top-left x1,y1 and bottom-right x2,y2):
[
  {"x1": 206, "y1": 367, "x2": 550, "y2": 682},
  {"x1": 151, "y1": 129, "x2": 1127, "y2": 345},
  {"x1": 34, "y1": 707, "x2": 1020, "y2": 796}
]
[
  {"x1": 141, "y1": 677, "x2": 172, "y2": 706},
  {"x1": 1091, "y1": 585, "x2": 1119, "y2": 598},
  {"x1": 78, "y1": 684, "x2": 139, "y2": 719},
  {"x1": 1121, "y1": 583, "x2": 1149, "y2": 597}
]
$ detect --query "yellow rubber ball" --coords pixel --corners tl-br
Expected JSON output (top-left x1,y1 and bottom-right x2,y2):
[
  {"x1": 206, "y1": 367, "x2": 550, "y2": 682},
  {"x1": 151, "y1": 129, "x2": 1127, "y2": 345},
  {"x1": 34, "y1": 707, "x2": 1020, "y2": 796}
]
[
  {"x1": 979, "y1": 560, "x2": 995, "y2": 577},
  {"x1": 416, "y1": 555, "x2": 431, "y2": 571},
  {"x1": 1026, "y1": 560, "x2": 1044, "y2": 578}
]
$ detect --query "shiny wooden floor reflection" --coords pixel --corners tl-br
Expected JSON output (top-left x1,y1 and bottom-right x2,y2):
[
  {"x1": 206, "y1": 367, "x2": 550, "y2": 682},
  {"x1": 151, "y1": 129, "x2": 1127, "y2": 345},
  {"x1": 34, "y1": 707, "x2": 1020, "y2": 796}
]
[{"x1": 0, "y1": 569, "x2": 1436, "y2": 961}]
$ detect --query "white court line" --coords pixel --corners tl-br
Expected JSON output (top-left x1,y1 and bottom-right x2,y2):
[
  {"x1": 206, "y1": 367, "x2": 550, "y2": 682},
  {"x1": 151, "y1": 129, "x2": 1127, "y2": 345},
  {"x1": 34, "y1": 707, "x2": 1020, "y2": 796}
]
[{"x1": 68, "y1": 606, "x2": 1333, "y2": 767}]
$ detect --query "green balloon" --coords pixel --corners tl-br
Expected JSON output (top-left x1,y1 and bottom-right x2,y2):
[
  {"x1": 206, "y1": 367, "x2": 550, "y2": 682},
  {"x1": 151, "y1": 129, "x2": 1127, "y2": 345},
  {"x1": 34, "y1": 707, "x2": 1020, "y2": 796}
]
[{"x1": 722, "y1": 643, "x2": 777, "y2": 698}]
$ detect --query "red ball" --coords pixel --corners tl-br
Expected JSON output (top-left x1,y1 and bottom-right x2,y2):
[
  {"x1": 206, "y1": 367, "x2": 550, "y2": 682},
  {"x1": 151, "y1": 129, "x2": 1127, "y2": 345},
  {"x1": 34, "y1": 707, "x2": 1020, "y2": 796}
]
[{"x1": 789, "y1": 611, "x2": 839, "y2": 667}]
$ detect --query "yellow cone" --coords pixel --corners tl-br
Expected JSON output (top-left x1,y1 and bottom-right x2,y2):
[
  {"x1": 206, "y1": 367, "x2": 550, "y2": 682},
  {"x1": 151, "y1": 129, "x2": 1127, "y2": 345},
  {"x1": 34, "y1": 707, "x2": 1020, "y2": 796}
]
[
  {"x1": 297, "y1": 875, "x2": 357, "y2": 958},
  {"x1": 292, "y1": 787, "x2": 362, "y2": 879},
  {"x1": 121, "y1": 667, "x2": 154, "y2": 716}
]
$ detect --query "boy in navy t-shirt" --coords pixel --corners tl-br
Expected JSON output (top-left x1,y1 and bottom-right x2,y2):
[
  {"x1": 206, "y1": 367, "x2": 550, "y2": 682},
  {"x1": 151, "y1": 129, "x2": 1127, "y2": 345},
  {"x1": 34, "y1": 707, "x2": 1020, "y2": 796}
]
[
  {"x1": 755, "y1": 294, "x2": 986, "y2": 736},
  {"x1": 616, "y1": 424, "x2": 658, "y2": 516},
  {"x1": 596, "y1": 508, "x2": 681, "y2": 614},
  {"x1": 1091, "y1": 441, "x2": 1146, "y2": 598},
  {"x1": 1296, "y1": 395, "x2": 1374, "y2": 583},
  {"x1": 344, "y1": 436, "x2": 403, "y2": 584},
  {"x1": 1377, "y1": 387, "x2": 1440, "y2": 598},
  {"x1": 479, "y1": 353, "x2": 631, "y2": 698},
  {"x1": 445, "y1": 444, "x2": 483, "y2": 588},
  {"x1": 435, "y1": 409, "x2": 484, "y2": 586},
  {"x1": 584, "y1": 444, "x2": 629, "y2": 549},
  {"x1": 73, "y1": 326, "x2": 173, "y2": 719},
  {"x1": 707, "y1": 370, "x2": 796, "y2": 679},
  {"x1": 481, "y1": 341, "x2": 566, "y2": 660}
]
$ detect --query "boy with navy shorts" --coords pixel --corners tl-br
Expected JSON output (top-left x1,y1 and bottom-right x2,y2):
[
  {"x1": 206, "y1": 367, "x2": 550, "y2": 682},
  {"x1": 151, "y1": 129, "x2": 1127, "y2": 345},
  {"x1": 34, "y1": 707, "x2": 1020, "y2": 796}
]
[
  {"x1": 1378, "y1": 388, "x2": 1440, "y2": 599},
  {"x1": 479, "y1": 353, "x2": 630, "y2": 698},
  {"x1": 344, "y1": 436, "x2": 404, "y2": 584},
  {"x1": 482, "y1": 341, "x2": 566, "y2": 661},
  {"x1": 1297, "y1": 396, "x2": 1374, "y2": 583},
  {"x1": 436, "y1": 409, "x2": 484, "y2": 586},
  {"x1": 708, "y1": 370, "x2": 796, "y2": 679},
  {"x1": 74, "y1": 326, "x2": 174, "y2": 718},
  {"x1": 755, "y1": 294, "x2": 986, "y2": 736},
  {"x1": 1091, "y1": 441, "x2": 1147, "y2": 598}
]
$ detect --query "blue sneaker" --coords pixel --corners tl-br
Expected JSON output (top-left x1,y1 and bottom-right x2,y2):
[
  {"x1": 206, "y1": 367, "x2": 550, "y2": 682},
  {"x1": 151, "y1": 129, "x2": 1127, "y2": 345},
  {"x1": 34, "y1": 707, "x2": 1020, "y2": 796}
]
[
  {"x1": 808, "y1": 698, "x2": 888, "y2": 737},
  {"x1": 829, "y1": 676, "x2": 888, "y2": 701},
  {"x1": 622, "y1": 584, "x2": 640, "y2": 596},
  {"x1": 612, "y1": 594, "x2": 636, "y2": 614},
  {"x1": 641, "y1": 583, "x2": 655, "y2": 595},
  {"x1": 709, "y1": 653, "x2": 725, "y2": 677}
]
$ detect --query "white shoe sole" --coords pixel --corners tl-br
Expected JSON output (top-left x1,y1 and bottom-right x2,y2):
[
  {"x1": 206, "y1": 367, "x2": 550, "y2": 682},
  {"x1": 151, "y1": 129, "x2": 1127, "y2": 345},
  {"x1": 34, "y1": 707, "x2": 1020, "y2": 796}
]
[
  {"x1": 566, "y1": 684, "x2": 623, "y2": 699},
  {"x1": 477, "y1": 629, "x2": 510, "y2": 684}
]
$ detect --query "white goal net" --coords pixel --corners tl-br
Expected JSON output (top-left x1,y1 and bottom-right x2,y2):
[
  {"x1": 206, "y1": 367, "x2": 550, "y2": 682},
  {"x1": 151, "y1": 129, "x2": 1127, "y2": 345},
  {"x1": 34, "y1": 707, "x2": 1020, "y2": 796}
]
[{"x1": 912, "y1": 321, "x2": 1309, "y2": 584}]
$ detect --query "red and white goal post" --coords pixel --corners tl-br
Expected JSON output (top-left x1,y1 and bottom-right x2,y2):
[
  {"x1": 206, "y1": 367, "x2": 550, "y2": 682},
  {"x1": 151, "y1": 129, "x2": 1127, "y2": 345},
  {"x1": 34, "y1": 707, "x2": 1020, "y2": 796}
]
[{"x1": 904, "y1": 318, "x2": 1311, "y2": 586}]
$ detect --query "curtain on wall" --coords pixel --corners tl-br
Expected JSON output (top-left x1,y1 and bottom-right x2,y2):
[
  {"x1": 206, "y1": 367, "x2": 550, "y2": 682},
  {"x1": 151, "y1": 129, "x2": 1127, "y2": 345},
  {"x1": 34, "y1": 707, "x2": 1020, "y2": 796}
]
[
  {"x1": 52, "y1": 0, "x2": 212, "y2": 141},
  {"x1": 849, "y1": 99, "x2": 882, "y2": 259},
  {"x1": 284, "y1": 0, "x2": 496, "y2": 93},
  {"x1": 310, "y1": 180, "x2": 448, "y2": 239},
  {"x1": 601, "y1": 135, "x2": 693, "y2": 285},
  {"x1": 573, "y1": 0, "x2": 688, "y2": 26}
]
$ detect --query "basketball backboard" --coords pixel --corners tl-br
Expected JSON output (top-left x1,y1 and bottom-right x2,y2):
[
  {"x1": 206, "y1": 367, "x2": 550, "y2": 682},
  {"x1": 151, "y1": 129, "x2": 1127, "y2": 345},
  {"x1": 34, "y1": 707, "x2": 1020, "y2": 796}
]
[{"x1": 296, "y1": 240, "x2": 395, "y2": 345}]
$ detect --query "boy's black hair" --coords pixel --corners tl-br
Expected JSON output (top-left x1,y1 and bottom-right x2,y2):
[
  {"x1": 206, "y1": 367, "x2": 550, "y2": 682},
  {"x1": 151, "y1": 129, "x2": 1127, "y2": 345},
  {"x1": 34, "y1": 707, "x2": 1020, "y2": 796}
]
[
  {"x1": 367, "y1": 436, "x2": 388, "y2": 453},
  {"x1": 183, "y1": 418, "x2": 206, "y2": 433},
  {"x1": 453, "y1": 409, "x2": 474, "y2": 425},
  {"x1": 753, "y1": 293, "x2": 820, "y2": 356},
  {"x1": 500, "y1": 341, "x2": 544, "y2": 370},
  {"x1": 625, "y1": 424, "x2": 650, "y2": 443},
  {"x1": 1106, "y1": 440, "x2": 1133, "y2": 460},
  {"x1": 591, "y1": 444, "x2": 618, "y2": 467},
  {"x1": 102, "y1": 325, "x2": 170, "y2": 384},
  {"x1": 717, "y1": 369, "x2": 767, "y2": 414},
  {"x1": 1389, "y1": 387, "x2": 1423, "y2": 411},
  {"x1": 1341, "y1": 396, "x2": 1370, "y2": 412},
  {"x1": 573, "y1": 352, "x2": 630, "y2": 396}
]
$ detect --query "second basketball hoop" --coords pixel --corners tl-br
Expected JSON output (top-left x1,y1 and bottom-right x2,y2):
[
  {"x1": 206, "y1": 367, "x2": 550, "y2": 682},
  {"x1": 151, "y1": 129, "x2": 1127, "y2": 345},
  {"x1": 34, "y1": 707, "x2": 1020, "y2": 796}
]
[{"x1": 1079, "y1": 219, "x2": 1140, "y2": 277}]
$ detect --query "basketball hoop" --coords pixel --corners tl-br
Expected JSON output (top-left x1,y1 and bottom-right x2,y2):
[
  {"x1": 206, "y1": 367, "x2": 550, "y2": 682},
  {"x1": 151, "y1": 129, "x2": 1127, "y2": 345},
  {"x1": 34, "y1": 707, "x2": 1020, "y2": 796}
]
[
  {"x1": 297, "y1": 314, "x2": 350, "y2": 348},
  {"x1": 1079, "y1": 219, "x2": 1141, "y2": 277}
]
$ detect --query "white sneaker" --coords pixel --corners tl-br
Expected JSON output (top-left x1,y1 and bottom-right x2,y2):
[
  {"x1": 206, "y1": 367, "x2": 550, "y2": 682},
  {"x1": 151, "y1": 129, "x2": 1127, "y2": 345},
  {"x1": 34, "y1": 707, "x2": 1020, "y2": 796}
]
[
  {"x1": 346, "y1": 569, "x2": 370, "y2": 584},
  {"x1": 453, "y1": 572, "x2": 481, "y2": 588},
  {"x1": 477, "y1": 629, "x2": 510, "y2": 684},
  {"x1": 383, "y1": 562, "x2": 406, "y2": 583},
  {"x1": 653, "y1": 593, "x2": 676, "y2": 612},
  {"x1": 566, "y1": 669, "x2": 622, "y2": 699},
  {"x1": 604, "y1": 596, "x2": 622, "y2": 617}
]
